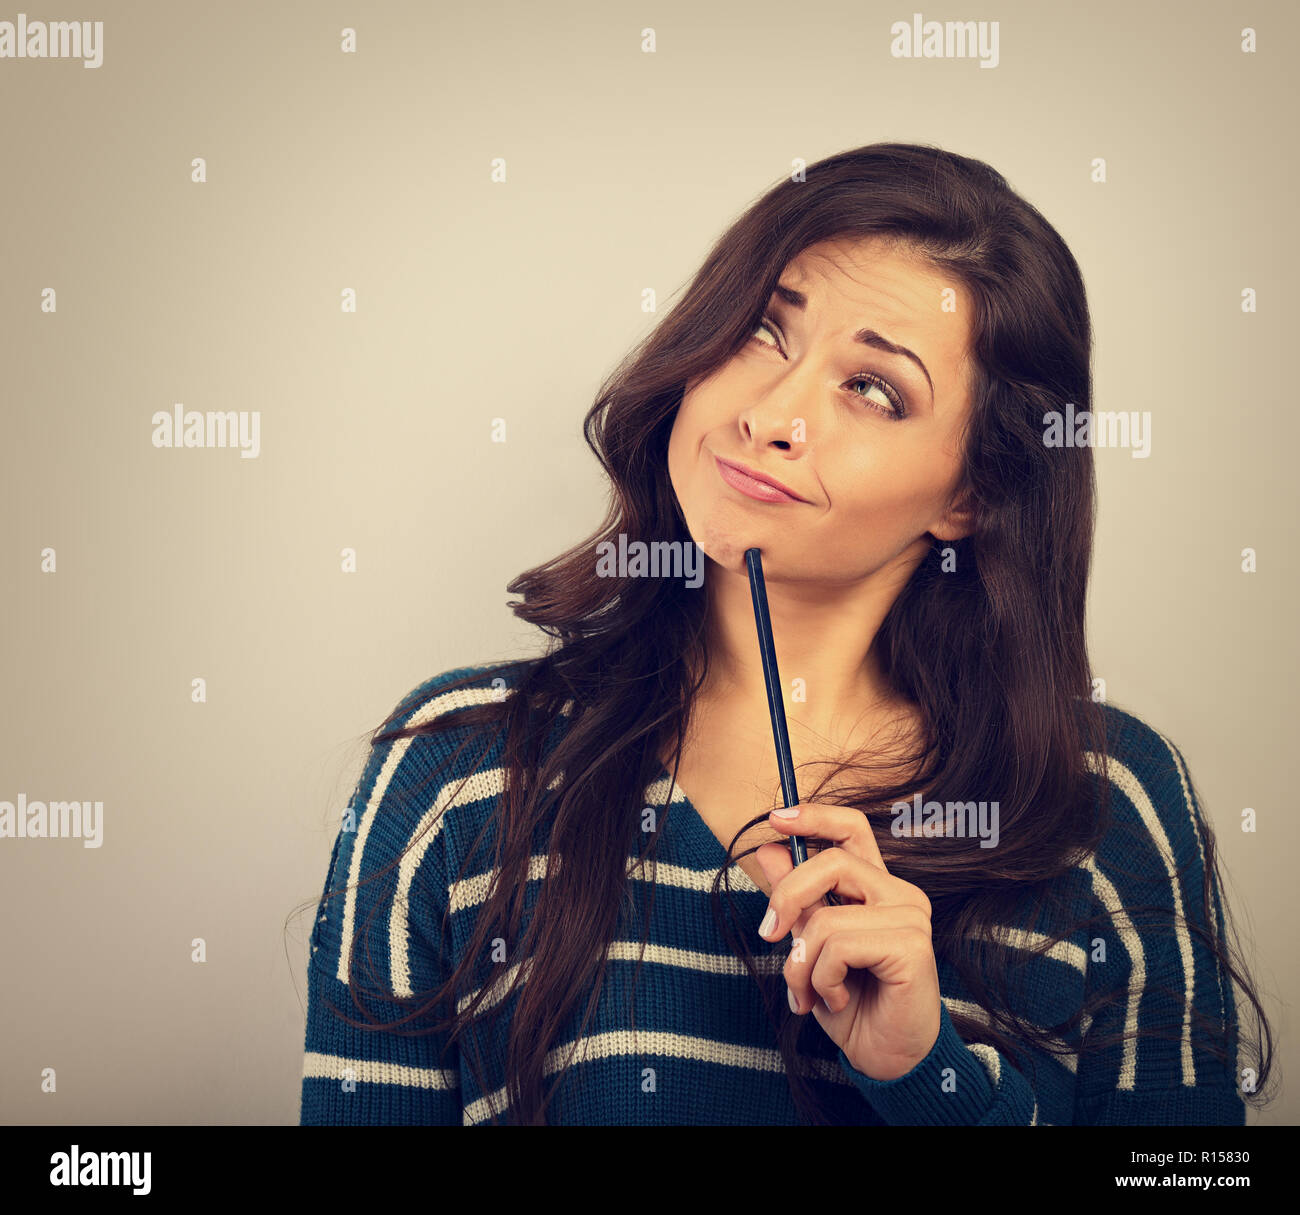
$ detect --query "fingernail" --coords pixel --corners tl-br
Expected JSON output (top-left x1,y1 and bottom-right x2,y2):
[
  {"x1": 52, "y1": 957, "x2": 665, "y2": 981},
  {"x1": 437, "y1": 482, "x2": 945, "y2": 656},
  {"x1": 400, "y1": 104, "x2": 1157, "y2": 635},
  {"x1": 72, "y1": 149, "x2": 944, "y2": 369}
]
[
  {"x1": 771, "y1": 807, "x2": 800, "y2": 819},
  {"x1": 758, "y1": 907, "x2": 776, "y2": 939},
  {"x1": 787, "y1": 985, "x2": 799, "y2": 1014}
]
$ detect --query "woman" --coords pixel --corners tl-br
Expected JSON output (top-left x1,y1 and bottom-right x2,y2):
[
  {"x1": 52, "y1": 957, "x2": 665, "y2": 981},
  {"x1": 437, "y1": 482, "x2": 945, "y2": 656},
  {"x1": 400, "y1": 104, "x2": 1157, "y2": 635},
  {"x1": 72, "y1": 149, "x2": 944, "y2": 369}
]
[{"x1": 297, "y1": 142, "x2": 1274, "y2": 1126}]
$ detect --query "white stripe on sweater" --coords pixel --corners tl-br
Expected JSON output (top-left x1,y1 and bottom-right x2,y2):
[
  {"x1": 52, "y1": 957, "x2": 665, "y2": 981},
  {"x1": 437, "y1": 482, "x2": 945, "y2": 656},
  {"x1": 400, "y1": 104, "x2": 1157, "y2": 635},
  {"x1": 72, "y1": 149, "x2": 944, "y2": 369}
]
[
  {"x1": 390, "y1": 765, "x2": 565, "y2": 998},
  {"x1": 305, "y1": 993, "x2": 1070, "y2": 1125},
  {"x1": 336, "y1": 684, "x2": 511, "y2": 986},
  {"x1": 1078, "y1": 852, "x2": 1142, "y2": 1088},
  {"x1": 1088, "y1": 750, "x2": 1196, "y2": 1087},
  {"x1": 1155, "y1": 729, "x2": 1234, "y2": 1088},
  {"x1": 969, "y1": 925, "x2": 1088, "y2": 975},
  {"x1": 459, "y1": 995, "x2": 1070, "y2": 1124},
  {"x1": 302, "y1": 1050, "x2": 458, "y2": 1091},
  {"x1": 389, "y1": 767, "x2": 496, "y2": 999},
  {"x1": 454, "y1": 942, "x2": 788, "y2": 1018},
  {"x1": 462, "y1": 1028, "x2": 855, "y2": 1125},
  {"x1": 944, "y1": 995, "x2": 1077, "y2": 1073}
]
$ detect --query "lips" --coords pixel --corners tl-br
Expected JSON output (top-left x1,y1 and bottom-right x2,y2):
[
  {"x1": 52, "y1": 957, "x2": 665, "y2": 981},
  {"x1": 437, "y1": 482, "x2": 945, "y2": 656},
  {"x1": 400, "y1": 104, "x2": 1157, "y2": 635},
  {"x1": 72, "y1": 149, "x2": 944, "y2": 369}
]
[{"x1": 713, "y1": 455, "x2": 808, "y2": 504}]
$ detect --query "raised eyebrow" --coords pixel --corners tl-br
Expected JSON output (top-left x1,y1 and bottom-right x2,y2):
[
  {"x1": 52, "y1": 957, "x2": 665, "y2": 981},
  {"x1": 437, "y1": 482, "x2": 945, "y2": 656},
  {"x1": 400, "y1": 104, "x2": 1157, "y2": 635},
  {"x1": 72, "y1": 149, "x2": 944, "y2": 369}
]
[{"x1": 769, "y1": 283, "x2": 935, "y2": 404}]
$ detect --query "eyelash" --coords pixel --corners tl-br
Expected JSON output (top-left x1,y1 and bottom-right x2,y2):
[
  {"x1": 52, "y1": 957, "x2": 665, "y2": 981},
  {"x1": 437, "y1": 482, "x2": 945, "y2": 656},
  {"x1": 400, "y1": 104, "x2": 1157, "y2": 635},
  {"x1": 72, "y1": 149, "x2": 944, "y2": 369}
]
[{"x1": 749, "y1": 316, "x2": 907, "y2": 420}]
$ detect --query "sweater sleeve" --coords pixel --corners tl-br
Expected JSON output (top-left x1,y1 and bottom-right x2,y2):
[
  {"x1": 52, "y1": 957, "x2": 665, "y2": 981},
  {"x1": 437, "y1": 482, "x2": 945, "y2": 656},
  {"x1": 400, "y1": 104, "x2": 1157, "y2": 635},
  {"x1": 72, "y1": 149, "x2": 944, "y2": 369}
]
[
  {"x1": 836, "y1": 725, "x2": 1250, "y2": 1127},
  {"x1": 835, "y1": 1002, "x2": 1040, "y2": 1124},
  {"x1": 1072, "y1": 733, "x2": 1246, "y2": 1126},
  {"x1": 299, "y1": 705, "x2": 464, "y2": 1126}
]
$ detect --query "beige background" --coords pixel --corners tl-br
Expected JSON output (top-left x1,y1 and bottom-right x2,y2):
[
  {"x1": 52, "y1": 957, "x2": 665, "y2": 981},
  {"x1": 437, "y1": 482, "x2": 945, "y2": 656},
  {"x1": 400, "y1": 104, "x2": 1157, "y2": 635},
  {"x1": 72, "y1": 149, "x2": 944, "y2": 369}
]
[{"x1": 0, "y1": 0, "x2": 1293, "y2": 1124}]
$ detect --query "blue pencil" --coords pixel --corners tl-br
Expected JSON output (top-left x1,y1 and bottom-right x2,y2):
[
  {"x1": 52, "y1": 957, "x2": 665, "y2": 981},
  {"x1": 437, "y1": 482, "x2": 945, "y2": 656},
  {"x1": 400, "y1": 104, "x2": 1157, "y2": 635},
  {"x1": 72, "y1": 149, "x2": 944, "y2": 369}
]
[{"x1": 744, "y1": 547, "x2": 808, "y2": 867}]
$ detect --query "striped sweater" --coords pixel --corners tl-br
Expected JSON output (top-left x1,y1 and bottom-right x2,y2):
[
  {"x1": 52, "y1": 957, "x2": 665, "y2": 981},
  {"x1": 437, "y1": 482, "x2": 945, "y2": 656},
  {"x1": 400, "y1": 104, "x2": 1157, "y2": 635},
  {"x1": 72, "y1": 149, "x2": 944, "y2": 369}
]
[{"x1": 299, "y1": 662, "x2": 1246, "y2": 1125}]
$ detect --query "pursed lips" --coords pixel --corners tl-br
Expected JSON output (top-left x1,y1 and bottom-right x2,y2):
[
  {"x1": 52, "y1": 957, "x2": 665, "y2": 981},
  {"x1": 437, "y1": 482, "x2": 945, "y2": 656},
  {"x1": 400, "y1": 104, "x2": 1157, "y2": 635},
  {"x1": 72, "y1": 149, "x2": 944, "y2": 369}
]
[{"x1": 712, "y1": 454, "x2": 808, "y2": 504}]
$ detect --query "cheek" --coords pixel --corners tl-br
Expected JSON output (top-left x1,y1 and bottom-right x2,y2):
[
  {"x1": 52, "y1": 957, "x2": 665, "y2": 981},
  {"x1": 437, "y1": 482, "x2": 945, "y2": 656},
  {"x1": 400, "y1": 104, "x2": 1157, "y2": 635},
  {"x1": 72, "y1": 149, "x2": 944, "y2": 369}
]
[
  {"x1": 668, "y1": 390, "x2": 715, "y2": 480},
  {"x1": 666, "y1": 410, "x2": 693, "y2": 490},
  {"x1": 664, "y1": 394, "x2": 763, "y2": 573},
  {"x1": 831, "y1": 440, "x2": 954, "y2": 524}
]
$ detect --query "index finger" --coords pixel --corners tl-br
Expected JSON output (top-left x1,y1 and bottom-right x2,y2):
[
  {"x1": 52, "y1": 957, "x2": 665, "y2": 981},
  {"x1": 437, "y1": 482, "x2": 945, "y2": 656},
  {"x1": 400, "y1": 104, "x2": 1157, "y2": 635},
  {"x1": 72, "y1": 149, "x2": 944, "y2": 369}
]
[{"x1": 768, "y1": 800, "x2": 889, "y2": 871}]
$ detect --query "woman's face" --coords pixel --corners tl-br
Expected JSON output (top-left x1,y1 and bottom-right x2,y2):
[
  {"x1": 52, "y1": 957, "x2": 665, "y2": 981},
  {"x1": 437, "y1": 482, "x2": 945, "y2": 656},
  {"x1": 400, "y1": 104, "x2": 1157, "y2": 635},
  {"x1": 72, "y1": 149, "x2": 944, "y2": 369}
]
[{"x1": 667, "y1": 236, "x2": 976, "y2": 585}]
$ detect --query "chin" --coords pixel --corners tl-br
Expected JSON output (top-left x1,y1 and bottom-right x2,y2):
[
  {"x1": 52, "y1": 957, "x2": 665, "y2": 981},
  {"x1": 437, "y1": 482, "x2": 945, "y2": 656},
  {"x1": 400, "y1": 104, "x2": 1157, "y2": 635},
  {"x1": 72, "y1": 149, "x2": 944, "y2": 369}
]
[{"x1": 693, "y1": 520, "x2": 759, "y2": 575}]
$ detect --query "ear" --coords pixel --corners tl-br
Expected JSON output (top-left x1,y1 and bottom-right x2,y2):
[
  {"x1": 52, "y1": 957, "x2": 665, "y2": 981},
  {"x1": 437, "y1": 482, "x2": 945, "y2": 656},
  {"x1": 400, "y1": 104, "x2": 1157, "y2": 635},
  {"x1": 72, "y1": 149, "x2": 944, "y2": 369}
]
[{"x1": 928, "y1": 486, "x2": 977, "y2": 543}]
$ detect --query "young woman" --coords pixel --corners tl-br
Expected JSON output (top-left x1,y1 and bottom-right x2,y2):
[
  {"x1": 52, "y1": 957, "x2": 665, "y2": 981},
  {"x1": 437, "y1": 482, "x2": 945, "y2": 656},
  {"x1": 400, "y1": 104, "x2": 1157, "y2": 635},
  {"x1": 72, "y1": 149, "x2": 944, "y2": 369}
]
[{"x1": 298, "y1": 142, "x2": 1274, "y2": 1126}]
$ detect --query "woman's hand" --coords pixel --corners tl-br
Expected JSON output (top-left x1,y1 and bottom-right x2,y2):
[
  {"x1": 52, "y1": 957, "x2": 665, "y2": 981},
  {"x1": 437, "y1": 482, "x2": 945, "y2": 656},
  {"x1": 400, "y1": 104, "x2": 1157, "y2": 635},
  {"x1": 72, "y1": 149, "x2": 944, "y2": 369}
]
[{"x1": 753, "y1": 801, "x2": 942, "y2": 1082}]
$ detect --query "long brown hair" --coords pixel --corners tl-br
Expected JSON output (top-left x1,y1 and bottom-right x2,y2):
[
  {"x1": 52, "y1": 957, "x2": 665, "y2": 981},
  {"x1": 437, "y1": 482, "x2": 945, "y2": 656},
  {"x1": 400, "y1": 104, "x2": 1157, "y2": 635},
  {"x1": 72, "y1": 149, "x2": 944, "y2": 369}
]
[{"x1": 302, "y1": 142, "x2": 1275, "y2": 1124}]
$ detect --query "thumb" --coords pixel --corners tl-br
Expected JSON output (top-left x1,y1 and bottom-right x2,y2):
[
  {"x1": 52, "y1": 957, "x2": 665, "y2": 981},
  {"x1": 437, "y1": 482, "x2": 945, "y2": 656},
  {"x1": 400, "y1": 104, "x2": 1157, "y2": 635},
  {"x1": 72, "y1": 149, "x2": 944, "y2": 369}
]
[{"x1": 753, "y1": 841, "x2": 795, "y2": 887}]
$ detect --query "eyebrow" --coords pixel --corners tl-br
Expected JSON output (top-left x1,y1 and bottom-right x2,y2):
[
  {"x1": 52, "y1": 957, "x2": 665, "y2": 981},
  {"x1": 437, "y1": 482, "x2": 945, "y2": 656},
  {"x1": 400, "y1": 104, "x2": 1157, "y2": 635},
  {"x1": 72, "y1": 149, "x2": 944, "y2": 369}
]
[{"x1": 771, "y1": 282, "x2": 935, "y2": 404}]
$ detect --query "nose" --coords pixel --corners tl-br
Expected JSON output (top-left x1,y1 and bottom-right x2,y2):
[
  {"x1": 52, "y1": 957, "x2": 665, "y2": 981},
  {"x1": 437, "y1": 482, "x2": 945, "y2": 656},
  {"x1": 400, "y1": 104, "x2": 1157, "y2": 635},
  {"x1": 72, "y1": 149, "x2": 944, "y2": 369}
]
[{"x1": 737, "y1": 386, "x2": 817, "y2": 452}]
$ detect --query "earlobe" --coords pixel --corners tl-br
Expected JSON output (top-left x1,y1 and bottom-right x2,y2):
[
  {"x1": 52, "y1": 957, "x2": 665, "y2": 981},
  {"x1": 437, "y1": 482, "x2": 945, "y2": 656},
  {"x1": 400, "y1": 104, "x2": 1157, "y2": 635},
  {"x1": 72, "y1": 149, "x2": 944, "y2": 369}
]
[
  {"x1": 931, "y1": 517, "x2": 974, "y2": 543},
  {"x1": 929, "y1": 490, "x2": 977, "y2": 543}
]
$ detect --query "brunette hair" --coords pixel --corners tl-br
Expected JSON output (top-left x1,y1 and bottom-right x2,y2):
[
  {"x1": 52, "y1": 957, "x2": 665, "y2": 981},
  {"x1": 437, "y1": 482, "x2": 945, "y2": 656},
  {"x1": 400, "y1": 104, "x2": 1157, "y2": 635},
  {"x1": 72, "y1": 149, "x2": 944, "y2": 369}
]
[{"x1": 301, "y1": 142, "x2": 1275, "y2": 1124}]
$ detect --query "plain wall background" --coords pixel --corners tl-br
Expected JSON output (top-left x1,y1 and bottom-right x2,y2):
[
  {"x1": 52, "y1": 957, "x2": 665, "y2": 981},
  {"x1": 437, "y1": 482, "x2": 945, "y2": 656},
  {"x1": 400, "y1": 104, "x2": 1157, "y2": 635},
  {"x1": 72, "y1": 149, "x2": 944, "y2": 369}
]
[{"x1": 0, "y1": 0, "x2": 1292, "y2": 1124}]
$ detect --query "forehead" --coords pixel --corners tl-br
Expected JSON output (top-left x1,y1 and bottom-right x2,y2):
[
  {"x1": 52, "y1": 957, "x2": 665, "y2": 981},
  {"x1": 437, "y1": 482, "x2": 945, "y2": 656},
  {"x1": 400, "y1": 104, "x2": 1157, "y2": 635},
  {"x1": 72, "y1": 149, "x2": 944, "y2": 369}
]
[
  {"x1": 780, "y1": 237, "x2": 973, "y2": 395},
  {"x1": 782, "y1": 237, "x2": 960, "y2": 323}
]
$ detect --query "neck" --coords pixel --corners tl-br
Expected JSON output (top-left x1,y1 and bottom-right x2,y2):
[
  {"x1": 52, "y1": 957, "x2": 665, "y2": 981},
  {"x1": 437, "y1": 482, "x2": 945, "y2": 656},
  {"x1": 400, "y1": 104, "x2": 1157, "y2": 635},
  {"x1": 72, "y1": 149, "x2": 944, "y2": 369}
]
[{"x1": 691, "y1": 554, "x2": 920, "y2": 751}]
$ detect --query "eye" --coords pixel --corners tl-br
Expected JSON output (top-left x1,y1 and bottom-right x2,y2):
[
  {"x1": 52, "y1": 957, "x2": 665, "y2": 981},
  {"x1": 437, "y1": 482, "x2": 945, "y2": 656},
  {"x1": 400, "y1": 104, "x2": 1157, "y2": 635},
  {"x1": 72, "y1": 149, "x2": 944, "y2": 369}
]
[
  {"x1": 751, "y1": 318, "x2": 781, "y2": 350},
  {"x1": 747, "y1": 316, "x2": 907, "y2": 420},
  {"x1": 845, "y1": 371, "x2": 907, "y2": 419}
]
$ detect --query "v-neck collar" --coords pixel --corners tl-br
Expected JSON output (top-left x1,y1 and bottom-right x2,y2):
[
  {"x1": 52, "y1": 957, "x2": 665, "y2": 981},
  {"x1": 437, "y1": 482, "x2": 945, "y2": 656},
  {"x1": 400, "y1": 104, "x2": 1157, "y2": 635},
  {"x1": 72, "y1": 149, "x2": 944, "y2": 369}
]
[{"x1": 644, "y1": 765, "x2": 767, "y2": 897}]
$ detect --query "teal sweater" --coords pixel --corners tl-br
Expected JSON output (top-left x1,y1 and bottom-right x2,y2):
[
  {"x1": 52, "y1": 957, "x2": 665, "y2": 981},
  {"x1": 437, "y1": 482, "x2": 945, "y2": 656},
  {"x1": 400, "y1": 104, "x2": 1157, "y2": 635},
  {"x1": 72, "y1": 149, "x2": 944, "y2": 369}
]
[{"x1": 299, "y1": 663, "x2": 1246, "y2": 1125}]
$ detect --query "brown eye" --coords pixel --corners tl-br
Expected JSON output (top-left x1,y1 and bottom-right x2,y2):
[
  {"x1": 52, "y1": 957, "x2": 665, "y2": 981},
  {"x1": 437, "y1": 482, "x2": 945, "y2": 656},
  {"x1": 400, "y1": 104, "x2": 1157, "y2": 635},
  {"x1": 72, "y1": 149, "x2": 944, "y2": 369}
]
[
  {"x1": 748, "y1": 315, "x2": 907, "y2": 421},
  {"x1": 846, "y1": 373, "x2": 906, "y2": 419}
]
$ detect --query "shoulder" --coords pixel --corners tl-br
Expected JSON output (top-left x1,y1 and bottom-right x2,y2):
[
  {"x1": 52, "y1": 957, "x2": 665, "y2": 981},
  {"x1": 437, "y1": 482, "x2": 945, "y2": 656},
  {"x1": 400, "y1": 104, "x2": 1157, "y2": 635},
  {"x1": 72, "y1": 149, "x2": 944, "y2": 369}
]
[
  {"x1": 356, "y1": 660, "x2": 539, "y2": 858},
  {"x1": 382, "y1": 660, "x2": 533, "y2": 728},
  {"x1": 310, "y1": 661, "x2": 535, "y2": 979},
  {"x1": 1074, "y1": 700, "x2": 1226, "y2": 983},
  {"x1": 1069, "y1": 702, "x2": 1243, "y2": 1098},
  {"x1": 1081, "y1": 700, "x2": 1212, "y2": 879}
]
